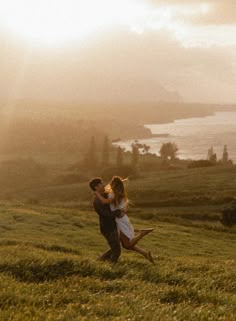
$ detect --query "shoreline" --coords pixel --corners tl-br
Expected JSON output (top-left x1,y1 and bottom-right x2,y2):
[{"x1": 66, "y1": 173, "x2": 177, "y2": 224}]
[
  {"x1": 122, "y1": 110, "x2": 216, "y2": 141},
  {"x1": 114, "y1": 110, "x2": 236, "y2": 161},
  {"x1": 119, "y1": 104, "x2": 236, "y2": 141},
  {"x1": 125, "y1": 108, "x2": 236, "y2": 141}
]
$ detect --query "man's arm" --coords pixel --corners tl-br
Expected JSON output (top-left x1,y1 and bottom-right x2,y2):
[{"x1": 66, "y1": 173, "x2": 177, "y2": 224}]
[
  {"x1": 94, "y1": 192, "x2": 114, "y2": 205},
  {"x1": 94, "y1": 198, "x2": 122, "y2": 218}
]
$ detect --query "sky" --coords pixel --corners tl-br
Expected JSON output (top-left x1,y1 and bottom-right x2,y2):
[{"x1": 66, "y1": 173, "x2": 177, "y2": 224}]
[{"x1": 0, "y1": 0, "x2": 236, "y2": 104}]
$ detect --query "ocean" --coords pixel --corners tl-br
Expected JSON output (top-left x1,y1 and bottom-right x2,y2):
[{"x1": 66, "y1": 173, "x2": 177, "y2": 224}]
[{"x1": 114, "y1": 112, "x2": 236, "y2": 161}]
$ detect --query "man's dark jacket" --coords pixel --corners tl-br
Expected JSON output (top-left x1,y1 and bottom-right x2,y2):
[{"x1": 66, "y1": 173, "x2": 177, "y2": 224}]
[{"x1": 93, "y1": 196, "x2": 121, "y2": 234}]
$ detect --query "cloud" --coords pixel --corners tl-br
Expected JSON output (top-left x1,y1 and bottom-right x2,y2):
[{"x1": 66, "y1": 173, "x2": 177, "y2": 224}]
[{"x1": 147, "y1": 0, "x2": 236, "y2": 25}]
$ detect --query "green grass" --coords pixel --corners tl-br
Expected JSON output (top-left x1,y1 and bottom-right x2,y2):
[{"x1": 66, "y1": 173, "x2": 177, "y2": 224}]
[
  {"x1": 0, "y1": 201, "x2": 235, "y2": 320},
  {"x1": 7, "y1": 165, "x2": 235, "y2": 207}
]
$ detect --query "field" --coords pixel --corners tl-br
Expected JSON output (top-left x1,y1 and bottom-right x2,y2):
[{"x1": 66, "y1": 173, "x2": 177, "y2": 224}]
[{"x1": 0, "y1": 165, "x2": 236, "y2": 321}]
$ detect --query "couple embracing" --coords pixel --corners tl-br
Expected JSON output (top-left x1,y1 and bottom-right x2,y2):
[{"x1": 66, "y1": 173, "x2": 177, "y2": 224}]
[{"x1": 89, "y1": 176, "x2": 155, "y2": 264}]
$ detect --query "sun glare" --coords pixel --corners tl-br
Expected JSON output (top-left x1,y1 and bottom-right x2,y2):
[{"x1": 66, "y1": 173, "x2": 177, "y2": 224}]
[
  {"x1": 0, "y1": 0, "x2": 232, "y2": 48},
  {"x1": 0, "y1": 0, "x2": 146, "y2": 46}
]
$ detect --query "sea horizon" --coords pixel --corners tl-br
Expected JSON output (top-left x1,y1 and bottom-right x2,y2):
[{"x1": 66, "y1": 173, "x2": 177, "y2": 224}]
[{"x1": 114, "y1": 111, "x2": 236, "y2": 162}]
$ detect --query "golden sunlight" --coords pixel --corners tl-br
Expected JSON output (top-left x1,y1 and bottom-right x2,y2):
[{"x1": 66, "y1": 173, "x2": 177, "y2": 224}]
[
  {"x1": 0, "y1": 0, "x2": 146, "y2": 46},
  {"x1": 0, "y1": 0, "x2": 234, "y2": 48}
]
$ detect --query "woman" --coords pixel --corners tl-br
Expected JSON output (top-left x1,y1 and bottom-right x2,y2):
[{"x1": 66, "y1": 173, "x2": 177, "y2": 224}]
[{"x1": 94, "y1": 176, "x2": 155, "y2": 263}]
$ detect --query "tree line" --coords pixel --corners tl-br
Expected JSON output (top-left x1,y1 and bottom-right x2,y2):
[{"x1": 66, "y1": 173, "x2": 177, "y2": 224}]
[{"x1": 83, "y1": 136, "x2": 233, "y2": 176}]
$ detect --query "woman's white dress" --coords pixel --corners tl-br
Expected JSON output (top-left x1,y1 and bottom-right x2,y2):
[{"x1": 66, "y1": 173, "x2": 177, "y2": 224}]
[{"x1": 108, "y1": 193, "x2": 135, "y2": 240}]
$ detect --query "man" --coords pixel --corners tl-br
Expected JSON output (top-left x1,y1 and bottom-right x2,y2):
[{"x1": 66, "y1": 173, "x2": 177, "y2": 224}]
[{"x1": 89, "y1": 177, "x2": 123, "y2": 263}]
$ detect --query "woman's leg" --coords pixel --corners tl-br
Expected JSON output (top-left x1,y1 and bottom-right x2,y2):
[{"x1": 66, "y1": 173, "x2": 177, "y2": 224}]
[
  {"x1": 129, "y1": 229, "x2": 153, "y2": 248},
  {"x1": 120, "y1": 232, "x2": 155, "y2": 263},
  {"x1": 132, "y1": 246, "x2": 155, "y2": 263},
  {"x1": 119, "y1": 230, "x2": 153, "y2": 249},
  {"x1": 132, "y1": 245, "x2": 148, "y2": 257}
]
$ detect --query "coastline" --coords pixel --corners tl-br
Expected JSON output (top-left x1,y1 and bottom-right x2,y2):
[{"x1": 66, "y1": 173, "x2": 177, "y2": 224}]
[
  {"x1": 121, "y1": 109, "x2": 216, "y2": 141},
  {"x1": 122, "y1": 104, "x2": 236, "y2": 141},
  {"x1": 114, "y1": 111, "x2": 236, "y2": 161}
]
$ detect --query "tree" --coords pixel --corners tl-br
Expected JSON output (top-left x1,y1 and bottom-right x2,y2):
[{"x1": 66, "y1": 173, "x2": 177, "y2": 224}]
[
  {"x1": 101, "y1": 136, "x2": 110, "y2": 167},
  {"x1": 207, "y1": 146, "x2": 213, "y2": 160},
  {"x1": 211, "y1": 153, "x2": 217, "y2": 163},
  {"x1": 159, "y1": 142, "x2": 178, "y2": 160},
  {"x1": 131, "y1": 143, "x2": 139, "y2": 168},
  {"x1": 222, "y1": 145, "x2": 229, "y2": 163},
  {"x1": 116, "y1": 146, "x2": 124, "y2": 168},
  {"x1": 142, "y1": 144, "x2": 151, "y2": 154},
  {"x1": 220, "y1": 199, "x2": 236, "y2": 227},
  {"x1": 207, "y1": 146, "x2": 217, "y2": 163}
]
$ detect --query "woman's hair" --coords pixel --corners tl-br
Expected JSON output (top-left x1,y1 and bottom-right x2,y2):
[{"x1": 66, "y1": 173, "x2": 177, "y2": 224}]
[{"x1": 106, "y1": 176, "x2": 128, "y2": 207}]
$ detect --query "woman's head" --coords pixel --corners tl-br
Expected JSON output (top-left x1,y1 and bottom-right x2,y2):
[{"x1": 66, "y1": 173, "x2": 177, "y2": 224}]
[{"x1": 109, "y1": 176, "x2": 128, "y2": 207}]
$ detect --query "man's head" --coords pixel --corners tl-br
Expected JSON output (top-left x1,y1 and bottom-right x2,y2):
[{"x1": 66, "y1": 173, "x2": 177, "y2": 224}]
[{"x1": 89, "y1": 177, "x2": 105, "y2": 193}]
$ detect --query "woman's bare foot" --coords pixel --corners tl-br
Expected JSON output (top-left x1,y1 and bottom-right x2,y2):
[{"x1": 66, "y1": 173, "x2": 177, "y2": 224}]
[
  {"x1": 141, "y1": 228, "x2": 154, "y2": 232},
  {"x1": 140, "y1": 228, "x2": 154, "y2": 236},
  {"x1": 145, "y1": 251, "x2": 155, "y2": 264}
]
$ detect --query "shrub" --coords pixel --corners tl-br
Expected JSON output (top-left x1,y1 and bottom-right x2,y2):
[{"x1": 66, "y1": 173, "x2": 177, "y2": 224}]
[
  {"x1": 220, "y1": 199, "x2": 236, "y2": 227},
  {"x1": 188, "y1": 160, "x2": 215, "y2": 168}
]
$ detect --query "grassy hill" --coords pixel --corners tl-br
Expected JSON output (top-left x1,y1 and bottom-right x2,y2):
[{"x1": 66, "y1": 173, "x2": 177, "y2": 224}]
[
  {"x1": 1, "y1": 147, "x2": 236, "y2": 320},
  {"x1": 0, "y1": 181, "x2": 235, "y2": 320},
  {"x1": 6, "y1": 163, "x2": 236, "y2": 206}
]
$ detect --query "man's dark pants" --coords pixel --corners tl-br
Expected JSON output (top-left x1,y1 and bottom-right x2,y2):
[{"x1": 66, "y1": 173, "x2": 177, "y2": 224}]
[{"x1": 99, "y1": 229, "x2": 121, "y2": 263}]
